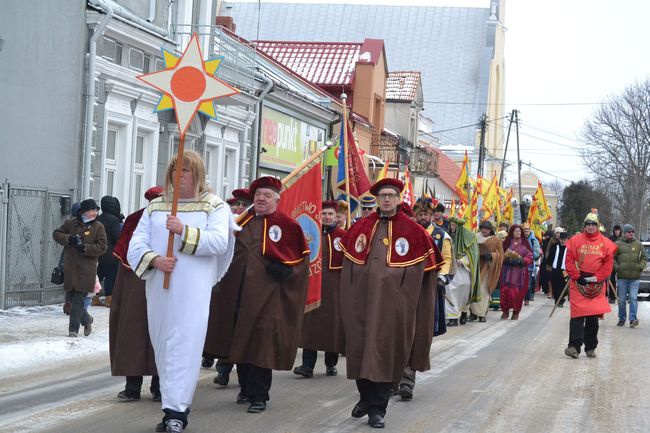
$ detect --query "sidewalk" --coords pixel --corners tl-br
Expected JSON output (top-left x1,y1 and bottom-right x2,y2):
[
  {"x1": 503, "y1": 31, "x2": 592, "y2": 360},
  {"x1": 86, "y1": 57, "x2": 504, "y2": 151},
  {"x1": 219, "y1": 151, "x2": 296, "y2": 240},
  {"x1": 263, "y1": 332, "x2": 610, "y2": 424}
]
[{"x1": 0, "y1": 304, "x2": 111, "y2": 380}]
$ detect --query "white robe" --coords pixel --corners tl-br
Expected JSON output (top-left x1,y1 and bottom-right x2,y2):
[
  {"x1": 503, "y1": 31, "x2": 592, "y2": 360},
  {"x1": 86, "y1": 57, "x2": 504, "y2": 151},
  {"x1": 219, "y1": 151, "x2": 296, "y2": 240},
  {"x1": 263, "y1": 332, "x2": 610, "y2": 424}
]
[
  {"x1": 128, "y1": 193, "x2": 238, "y2": 413},
  {"x1": 445, "y1": 256, "x2": 471, "y2": 319}
]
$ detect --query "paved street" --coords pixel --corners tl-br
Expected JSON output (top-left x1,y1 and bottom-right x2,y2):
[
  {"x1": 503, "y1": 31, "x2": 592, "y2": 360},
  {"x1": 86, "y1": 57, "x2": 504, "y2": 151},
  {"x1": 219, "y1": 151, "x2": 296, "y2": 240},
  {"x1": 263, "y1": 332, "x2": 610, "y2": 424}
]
[{"x1": 2, "y1": 299, "x2": 650, "y2": 433}]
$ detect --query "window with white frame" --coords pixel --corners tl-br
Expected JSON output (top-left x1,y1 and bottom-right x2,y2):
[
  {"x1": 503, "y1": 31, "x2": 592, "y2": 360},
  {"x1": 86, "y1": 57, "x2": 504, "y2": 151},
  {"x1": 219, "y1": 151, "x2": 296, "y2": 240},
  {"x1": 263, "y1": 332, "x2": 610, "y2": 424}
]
[
  {"x1": 132, "y1": 134, "x2": 146, "y2": 210},
  {"x1": 128, "y1": 48, "x2": 145, "y2": 72},
  {"x1": 222, "y1": 147, "x2": 237, "y2": 198},
  {"x1": 102, "y1": 37, "x2": 122, "y2": 64},
  {"x1": 104, "y1": 128, "x2": 118, "y2": 196}
]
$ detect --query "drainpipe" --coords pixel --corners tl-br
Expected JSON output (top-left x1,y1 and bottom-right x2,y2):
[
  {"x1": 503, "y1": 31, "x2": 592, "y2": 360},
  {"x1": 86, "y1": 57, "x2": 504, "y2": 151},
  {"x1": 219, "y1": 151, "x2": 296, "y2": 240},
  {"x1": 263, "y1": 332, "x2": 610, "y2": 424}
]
[
  {"x1": 148, "y1": 0, "x2": 156, "y2": 22},
  {"x1": 249, "y1": 72, "x2": 274, "y2": 182},
  {"x1": 82, "y1": 2, "x2": 113, "y2": 199}
]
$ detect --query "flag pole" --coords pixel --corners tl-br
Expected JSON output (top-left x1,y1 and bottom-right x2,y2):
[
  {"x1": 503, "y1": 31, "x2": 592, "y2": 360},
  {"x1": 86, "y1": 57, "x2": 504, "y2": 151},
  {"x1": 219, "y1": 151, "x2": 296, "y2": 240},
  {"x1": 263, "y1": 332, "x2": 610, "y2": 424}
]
[
  {"x1": 163, "y1": 133, "x2": 186, "y2": 289},
  {"x1": 341, "y1": 93, "x2": 352, "y2": 229},
  {"x1": 235, "y1": 143, "x2": 331, "y2": 224}
]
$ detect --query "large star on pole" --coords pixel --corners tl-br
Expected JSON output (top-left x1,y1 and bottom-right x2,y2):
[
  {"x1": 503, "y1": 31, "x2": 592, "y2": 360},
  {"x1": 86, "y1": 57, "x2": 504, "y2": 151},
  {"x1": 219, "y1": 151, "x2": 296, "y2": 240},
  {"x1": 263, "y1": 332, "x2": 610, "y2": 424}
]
[{"x1": 137, "y1": 33, "x2": 239, "y2": 136}]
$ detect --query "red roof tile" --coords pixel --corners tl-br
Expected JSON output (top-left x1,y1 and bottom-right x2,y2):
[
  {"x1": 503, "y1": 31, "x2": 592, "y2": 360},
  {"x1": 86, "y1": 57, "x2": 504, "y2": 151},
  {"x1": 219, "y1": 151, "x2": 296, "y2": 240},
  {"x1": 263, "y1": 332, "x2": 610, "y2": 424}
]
[
  {"x1": 431, "y1": 148, "x2": 461, "y2": 192},
  {"x1": 386, "y1": 71, "x2": 421, "y2": 102},
  {"x1": 254, "y1": 41, "x2": 362, "y2": 86}
]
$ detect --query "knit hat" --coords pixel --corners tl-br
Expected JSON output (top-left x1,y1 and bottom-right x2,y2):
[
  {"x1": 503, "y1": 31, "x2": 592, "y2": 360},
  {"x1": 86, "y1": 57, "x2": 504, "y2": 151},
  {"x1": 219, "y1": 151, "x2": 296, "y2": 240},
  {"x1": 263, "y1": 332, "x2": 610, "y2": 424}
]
[{"x1": 623, "y1": 224, "x2": 635, "y2": 234}]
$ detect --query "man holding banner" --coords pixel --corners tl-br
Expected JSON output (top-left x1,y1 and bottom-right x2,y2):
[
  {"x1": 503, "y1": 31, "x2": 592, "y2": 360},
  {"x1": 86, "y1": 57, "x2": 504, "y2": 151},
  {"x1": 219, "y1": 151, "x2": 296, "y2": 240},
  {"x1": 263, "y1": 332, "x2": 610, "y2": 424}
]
[
  {"x1": 209, "y1": 176, "x2": 310, "y2": 414},
  {"x1": 293, "y1": 200, "x2": 347, "y2": 378},
  {"x1": 339, "y1": 178, "x2": 441, "y2": 429}
]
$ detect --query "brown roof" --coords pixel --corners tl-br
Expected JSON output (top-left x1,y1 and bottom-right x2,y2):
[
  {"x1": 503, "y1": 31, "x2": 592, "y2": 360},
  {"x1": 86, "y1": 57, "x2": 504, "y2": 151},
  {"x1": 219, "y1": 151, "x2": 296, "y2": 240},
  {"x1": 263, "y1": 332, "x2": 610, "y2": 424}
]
[
  {"x1": 431, "y1": 148, "x2": 461, "y2": 192},
  {"x1": 386, "y1": 71, "x2": 421, "y2": 102}
]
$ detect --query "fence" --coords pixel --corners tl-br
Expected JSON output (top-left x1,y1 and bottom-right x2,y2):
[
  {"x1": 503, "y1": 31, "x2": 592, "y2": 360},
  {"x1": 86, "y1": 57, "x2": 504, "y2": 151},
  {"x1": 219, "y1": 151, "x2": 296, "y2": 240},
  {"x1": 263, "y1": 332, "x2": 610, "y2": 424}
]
[{"x1": 0, "y1": 183, "x2": 71, "y2": 309}]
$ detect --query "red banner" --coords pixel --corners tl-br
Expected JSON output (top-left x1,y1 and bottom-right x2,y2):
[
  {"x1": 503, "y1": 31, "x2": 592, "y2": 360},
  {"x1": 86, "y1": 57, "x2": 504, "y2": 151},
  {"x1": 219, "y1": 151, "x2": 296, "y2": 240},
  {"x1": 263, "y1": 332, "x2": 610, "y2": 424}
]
[
  {"x1": 279, "y1": 163, "x2": 323, "y2": 311},
  {"x1": 337, "y1": 119, "x2": 371, "y2": 200}
]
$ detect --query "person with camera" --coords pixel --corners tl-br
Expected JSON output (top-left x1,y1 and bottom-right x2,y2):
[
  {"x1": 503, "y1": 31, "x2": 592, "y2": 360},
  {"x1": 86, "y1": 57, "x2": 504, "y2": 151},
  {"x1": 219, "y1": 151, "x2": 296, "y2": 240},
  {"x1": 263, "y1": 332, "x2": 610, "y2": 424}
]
[
  {"x1": 53, "y1": 198, "x2": 107, "y2": 337},
  {"x1": 208, "y1": 176, "x2": 310, "y2": 415},
  {"x1": 563, "y1": 210, "x2": 617, "y2": 359}
]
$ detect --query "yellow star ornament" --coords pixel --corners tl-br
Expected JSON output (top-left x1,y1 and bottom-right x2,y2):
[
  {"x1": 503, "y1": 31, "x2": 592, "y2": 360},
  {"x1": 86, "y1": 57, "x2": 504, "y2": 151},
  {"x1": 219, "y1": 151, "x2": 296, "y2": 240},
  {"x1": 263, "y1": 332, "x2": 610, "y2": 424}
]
[{"x1": 137, "y1": 33, "x2": 239, "y2": 136}]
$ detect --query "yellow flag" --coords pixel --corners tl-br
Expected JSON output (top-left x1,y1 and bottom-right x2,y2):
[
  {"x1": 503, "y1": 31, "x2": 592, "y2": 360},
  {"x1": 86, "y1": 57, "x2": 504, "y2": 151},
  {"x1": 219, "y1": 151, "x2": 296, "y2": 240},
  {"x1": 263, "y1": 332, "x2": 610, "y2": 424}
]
[
  {"x1": 454, "y1": 151, "x2": 470, "y2": 204},
  {"x1": 377, "y1": 159, "x2": 389, "y2": 181},
  {"x1": 533, "y1": 181, "x2": 552, "y2": 223},
  {"x1": 462, "y1": 188, "x2": 480, "y2": 231},
  {"x1": 527, "y1": 201, "x2": 544, "y2": 241},
  {"x1": 481, "y1": 173, "x2": 499, "y2": 221}
]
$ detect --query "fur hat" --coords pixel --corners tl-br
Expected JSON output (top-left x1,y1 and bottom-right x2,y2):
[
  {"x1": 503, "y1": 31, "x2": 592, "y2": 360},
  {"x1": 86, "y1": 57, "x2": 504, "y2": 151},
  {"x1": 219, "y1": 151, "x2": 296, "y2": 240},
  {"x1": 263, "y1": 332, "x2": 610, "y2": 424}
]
[
  {"x1": 79, "y1": 198, "x2": 100, "y2": 215},
  {"x1": 370, "y1": 178, "x2": 404, "y2": 196}
]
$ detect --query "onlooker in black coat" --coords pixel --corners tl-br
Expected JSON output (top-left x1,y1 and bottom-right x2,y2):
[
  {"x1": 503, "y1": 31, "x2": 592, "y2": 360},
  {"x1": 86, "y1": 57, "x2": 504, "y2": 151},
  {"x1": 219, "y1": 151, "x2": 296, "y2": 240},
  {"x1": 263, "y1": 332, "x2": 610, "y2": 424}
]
[{"x1": 97, "y1": 195, "x2": 123, "y2": 305}]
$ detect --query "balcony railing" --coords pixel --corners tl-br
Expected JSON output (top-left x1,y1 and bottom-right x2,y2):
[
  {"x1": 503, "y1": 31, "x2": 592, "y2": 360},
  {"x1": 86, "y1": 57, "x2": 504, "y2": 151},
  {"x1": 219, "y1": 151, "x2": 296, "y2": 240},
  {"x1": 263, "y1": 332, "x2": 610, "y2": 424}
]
[{"x1": 410, "y1": 146, "x2": 438, "y2": 176}]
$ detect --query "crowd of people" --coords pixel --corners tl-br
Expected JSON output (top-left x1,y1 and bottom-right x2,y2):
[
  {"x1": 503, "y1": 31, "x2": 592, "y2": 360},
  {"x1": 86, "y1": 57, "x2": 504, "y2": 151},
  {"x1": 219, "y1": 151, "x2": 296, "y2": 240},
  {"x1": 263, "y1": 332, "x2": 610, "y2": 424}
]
[{"x1": 52, "y1": 152, "x2": 646, "y2": 432}]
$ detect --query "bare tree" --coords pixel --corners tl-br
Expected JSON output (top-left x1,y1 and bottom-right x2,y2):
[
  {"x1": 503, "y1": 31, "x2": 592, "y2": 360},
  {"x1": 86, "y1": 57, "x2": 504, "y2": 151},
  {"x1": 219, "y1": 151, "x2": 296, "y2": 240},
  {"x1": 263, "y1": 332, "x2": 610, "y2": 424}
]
[{"x1": 581, "y1": 80, "x2": 650, "y2": 235}]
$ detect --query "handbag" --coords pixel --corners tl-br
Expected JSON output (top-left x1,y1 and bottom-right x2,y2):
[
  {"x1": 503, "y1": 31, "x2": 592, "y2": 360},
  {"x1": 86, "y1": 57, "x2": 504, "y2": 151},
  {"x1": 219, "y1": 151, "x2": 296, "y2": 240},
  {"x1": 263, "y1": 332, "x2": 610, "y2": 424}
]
[{"x1": 51, "y1": 250, "x2": 64, "y2": 285}]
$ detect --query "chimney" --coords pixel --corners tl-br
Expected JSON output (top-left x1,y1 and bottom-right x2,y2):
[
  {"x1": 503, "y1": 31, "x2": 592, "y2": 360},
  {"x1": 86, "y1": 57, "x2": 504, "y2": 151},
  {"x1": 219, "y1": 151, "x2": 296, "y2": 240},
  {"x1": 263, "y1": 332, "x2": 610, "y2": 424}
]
[{"x1": 216, "y1": 16, "x2": 236, "y2": 33}]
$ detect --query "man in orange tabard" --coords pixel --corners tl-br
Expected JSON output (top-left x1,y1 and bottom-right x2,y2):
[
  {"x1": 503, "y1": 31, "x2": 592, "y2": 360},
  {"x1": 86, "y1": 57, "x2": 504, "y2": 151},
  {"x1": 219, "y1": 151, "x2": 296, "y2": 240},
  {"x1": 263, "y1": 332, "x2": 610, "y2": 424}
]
[{"x1": 564, "y1": 210, "x2": 617, "y2": 359}]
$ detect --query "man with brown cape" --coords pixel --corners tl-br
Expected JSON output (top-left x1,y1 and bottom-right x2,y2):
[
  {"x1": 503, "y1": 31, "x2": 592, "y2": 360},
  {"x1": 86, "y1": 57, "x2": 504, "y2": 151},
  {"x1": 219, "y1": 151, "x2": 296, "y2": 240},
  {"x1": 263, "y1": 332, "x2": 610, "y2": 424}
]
[
  {"x1": 207, "y1": 176, "x2": 309, "y2": 414},
  {"x1": 293, "y1": 200, "x2": 346, "y2": 378},
  {"x1": 109, "y1": 186, "x2": 163, "y2": 403},
  {"x1": 469, "y1": 220, "x2": 504, "y2": 322},
  {"x1": 338, "y1": 178, "x2": 442, "y2": 429}
]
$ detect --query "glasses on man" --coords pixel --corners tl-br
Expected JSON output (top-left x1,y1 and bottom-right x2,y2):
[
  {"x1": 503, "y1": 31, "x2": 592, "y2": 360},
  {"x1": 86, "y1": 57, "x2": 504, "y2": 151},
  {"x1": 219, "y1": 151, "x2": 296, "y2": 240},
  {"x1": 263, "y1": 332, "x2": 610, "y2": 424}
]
[
  {"x1": 377, "y1": 193, "x2": 399, "y2": 200},
  {"x1": 627, "y1": 230, "x2": 635, "y2": 233}
]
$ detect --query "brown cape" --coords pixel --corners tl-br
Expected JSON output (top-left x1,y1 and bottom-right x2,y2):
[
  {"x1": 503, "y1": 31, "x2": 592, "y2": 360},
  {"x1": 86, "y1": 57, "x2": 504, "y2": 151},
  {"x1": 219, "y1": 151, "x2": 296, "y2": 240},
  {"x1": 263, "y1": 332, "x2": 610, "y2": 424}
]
[
  {"x1": 109, "y1": 265, "x2": 157, "y2": 376},
  {"x1": 339, "y1": 220, "x2": 437, "y2": 383},
  {"x1": 204, "y1": 217, "x2": 309, "y2": 370},
  {"x1": 298, "y1": 229, "x2": 346, "y2": 353},
  {"x1": 479, "y1": 235, "x2": 504, "y2": 292}
]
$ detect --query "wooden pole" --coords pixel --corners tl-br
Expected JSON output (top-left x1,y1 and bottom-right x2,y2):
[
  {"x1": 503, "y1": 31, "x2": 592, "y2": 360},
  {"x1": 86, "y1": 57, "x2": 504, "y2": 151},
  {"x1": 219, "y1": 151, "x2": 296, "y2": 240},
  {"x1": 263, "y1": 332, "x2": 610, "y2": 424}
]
[
  {"x1": 163, "y1": 133, "x2": 185, "y2": 289},
  {"x1": 341, "y1": 93, "x2": 352, "y2": 229},
  {"x1": 235, "y1": 144, "x2": 331, "y2": 225}
]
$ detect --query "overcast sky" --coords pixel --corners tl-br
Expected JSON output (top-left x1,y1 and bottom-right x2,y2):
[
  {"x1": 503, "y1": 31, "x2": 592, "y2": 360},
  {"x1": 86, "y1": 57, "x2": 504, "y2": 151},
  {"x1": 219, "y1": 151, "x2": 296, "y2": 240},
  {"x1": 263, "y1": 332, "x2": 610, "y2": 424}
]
[{"x1": 236, "y1": 0, "x2": 650, "y2": 186}]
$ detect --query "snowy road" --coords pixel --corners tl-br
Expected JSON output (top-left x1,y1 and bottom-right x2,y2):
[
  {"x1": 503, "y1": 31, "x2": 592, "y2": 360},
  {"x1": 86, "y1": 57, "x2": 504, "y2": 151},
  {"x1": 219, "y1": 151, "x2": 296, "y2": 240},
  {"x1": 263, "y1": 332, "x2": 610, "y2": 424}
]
[{"x1": 2, "y1": 299, "x2": 650, "y2": 433}]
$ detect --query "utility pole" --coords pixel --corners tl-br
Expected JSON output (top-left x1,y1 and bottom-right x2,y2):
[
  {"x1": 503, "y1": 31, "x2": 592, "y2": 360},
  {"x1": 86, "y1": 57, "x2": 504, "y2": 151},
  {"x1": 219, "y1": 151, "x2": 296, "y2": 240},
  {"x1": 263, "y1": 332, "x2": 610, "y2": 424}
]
[
  {"x1": 499, "y1": 111, "x2": 514, "y2": 187},
  {"x1": 514, "y1": 109, "x2": 526, "y2": 222},
  {"x1": 477, "y1": 113, "x2": 487, "y2": 178}
]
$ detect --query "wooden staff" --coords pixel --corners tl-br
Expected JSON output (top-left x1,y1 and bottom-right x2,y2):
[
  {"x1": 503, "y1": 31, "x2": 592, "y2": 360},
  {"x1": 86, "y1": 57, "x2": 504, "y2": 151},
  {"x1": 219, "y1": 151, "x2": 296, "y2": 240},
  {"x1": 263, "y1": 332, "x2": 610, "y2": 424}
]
[
  {"x1": 341, "y1": 93, "x2": 352, "y2": 229},
  {"x1": 608, "y1": 279, "x2": 619, "y2": 303},
  {"x1": 549, "y1": 279, "x2": 570, "y2": 318},
  {"x1": 235, "y1": 143, "x2": 331, "y2": 225},
  {"x1": 163, "y1": 134, "x2": 186, "y2": 289}
]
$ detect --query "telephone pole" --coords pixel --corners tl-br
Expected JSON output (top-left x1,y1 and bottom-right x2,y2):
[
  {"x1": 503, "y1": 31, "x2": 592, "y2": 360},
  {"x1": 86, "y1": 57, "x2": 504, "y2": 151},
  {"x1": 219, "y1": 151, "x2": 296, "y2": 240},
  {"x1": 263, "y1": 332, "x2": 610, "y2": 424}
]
[
  {"x1": 514, "y1": 109, "x2": 526, "y2": 222},
  {"x1": 498, "y1": 111, "x2": 514, "y2": 187},
  {"x1": 477, "y1": 113, "x2": 487, "y2": 178}
]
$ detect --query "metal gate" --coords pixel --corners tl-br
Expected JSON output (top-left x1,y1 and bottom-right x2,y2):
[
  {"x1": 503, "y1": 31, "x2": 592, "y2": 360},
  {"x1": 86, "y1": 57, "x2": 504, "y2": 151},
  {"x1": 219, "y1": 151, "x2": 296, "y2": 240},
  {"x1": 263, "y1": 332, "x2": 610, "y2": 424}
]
[{"x1": 1, "y1": 183, "x2": 70, "y2": 309}]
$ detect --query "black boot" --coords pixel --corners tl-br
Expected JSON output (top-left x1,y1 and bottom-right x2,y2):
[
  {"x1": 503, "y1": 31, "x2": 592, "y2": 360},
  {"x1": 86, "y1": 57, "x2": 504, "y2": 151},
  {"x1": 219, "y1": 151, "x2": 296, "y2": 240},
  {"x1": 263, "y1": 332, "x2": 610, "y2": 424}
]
[
  {"x1": 459, "y1": 312, "x2": 468, "y2": 325},
  {"x1": 468, "y1": 313, "x2": 477, "y2": 322},
  {"x1": 447, "y1": 319, "x2": 459, "y2": 327}
]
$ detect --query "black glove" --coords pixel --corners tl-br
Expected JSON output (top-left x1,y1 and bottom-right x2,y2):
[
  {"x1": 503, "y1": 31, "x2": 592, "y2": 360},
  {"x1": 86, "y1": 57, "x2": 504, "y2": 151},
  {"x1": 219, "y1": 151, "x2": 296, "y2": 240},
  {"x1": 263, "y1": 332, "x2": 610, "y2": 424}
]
[
  {"x1": 74, "y1": 235, "x2": 85, "y2": 254},
  {"x1": 576, "y1": 277, "x2": 588, "y2": 285},
  {"x1": 266, "y1": 261, "x2": 293, "y2": 281},
  {"x1": 67, "y1": 234, "x2": 78, "y2": 245},
  {"x1": 512, "y1": 258, "x2": 523, "y2": 266}
]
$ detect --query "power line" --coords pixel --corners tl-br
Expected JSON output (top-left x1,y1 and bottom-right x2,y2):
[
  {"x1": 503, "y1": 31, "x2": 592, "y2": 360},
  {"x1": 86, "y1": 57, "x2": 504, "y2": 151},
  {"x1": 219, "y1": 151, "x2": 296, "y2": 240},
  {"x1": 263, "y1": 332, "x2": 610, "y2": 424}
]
[{"x1": 520, "y1": 161, "x2": 574, "y2": 183}]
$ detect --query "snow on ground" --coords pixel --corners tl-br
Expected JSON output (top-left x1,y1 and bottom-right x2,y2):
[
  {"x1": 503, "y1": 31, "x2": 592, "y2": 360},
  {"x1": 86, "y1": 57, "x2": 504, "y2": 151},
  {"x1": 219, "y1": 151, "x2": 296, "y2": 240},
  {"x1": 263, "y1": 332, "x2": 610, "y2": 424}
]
[{"x1": 0, "y1": 304, "x2": 110, "y2": 379}]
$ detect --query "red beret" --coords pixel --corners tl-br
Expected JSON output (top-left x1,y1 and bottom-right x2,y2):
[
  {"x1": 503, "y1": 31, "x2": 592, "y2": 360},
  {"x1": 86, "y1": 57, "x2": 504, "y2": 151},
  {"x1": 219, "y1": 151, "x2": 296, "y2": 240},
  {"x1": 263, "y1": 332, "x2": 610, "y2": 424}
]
[
  {"x1": 249, "y1": 176, "x2": 282, "y2": 196},
  {"x1": 322, "y1": 200, "x2": 338, "y2": 210},
  {"x1": 400, "y1": 204, "x2": 414, "y2": 217},
  {"x1": 232, "y1": 188, "x2": 253, "y2": 204},
  {"x1": 370, "y1": 178, "x2": 404, "y2": 196},
  {"x1": 145, "y1": 186, "x2": 163, "y2": 201},
  {"x1": 226, "y1": 197, "x2": 237, "y2": 205}
]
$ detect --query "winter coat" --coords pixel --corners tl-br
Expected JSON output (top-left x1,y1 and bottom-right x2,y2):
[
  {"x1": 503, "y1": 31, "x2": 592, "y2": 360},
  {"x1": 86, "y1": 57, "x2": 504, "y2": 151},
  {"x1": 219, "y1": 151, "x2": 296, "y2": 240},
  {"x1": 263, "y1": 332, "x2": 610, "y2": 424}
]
[
  {"x1": 53, "y1": 218, "x2": 107, "y2": 293},
  {"x1": 614, "y1": 238, "x2": 647, "y2": 280},
  {"x1": 98, "y1": 196, "x2": 123, "y2": 265}
]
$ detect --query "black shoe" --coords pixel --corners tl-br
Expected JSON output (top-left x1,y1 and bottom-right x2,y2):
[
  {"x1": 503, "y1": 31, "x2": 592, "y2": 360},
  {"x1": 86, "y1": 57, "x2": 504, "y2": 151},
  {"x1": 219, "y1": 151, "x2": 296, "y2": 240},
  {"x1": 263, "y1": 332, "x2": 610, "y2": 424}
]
[
  {"x1": 459, "y1": 312, "x2": 468, "y2": 325},
  {"x1": 83, "y1": 316, "x2": 93, "y2": 337},
  {"x1": 117, "y1": 389, "x2": 140, "y2": 401},
  {"x1": 468, "y1": 313, "x2": 478, "y2": 322},
  {"x1": 325, "y1": 366, "x2": 338, "y2": 376},
  {"x1": 213, "y1": 373, "x2": 229, "y2": 386},
  {"x1": 368, "y1": 414, "x2": 385, "y2": 428},
  {"x1": 292, "y1": 365, "x2": 314, "y2": 378},
  {"x1": 447, "y1": 319, "x2": 459, "y2": 327},
  {"x1": 617, "y1": 320, "x2": 625, "y2": 327},
  {"x1": 351, "y1": 401, "x2": 368, "y2": 418},
  {"x1": 390, "y1": 384, "x2": 399, "y2": 395},
  {"x1": 478, "y1": 316, "x2": 486, "y2": 323},
  {"x1": 166, "y1": 419, "x2": 184, "y2": 433},
  {"x1": 398, "y1": 384, "x2": 413, "y2": 400},
  {"x1": 236, "y1": 393, "x2": 249, "y2": 404},
  {"x1": 155, "y1": 422, "x2": 166, "y2": 432},
  {"x1": 152, "y1": 391, "x2": 161, "y2": 402},
  {"x1": 201, "y1": 356, "x2": 215, "y2": 368},
  {"x1": 247, "y1": 401, "x2": 266, "y2": 413}
]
